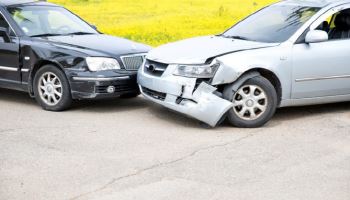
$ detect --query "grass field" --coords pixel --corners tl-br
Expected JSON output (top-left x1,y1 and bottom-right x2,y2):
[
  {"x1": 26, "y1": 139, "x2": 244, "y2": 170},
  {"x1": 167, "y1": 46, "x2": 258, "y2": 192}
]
[{"x1": 50, "y1": 0, "x2": 277, "y2": 46}]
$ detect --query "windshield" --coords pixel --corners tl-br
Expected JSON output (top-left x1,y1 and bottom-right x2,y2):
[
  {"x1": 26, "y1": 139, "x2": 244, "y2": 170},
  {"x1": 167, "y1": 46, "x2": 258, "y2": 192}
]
[
  {"x1": 222, "y1": 4, "x2": 321, "y2": 43},
  {"x1": 7, "y1": 6, "x2": 98, "y2": 37}
]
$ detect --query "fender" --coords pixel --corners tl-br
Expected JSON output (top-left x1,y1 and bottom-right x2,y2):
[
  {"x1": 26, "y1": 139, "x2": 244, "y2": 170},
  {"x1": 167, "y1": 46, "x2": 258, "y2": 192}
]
[
  {"x1": 27, "y1": 59, "x2": 66, "y2": 97},
  {"x1": 222, "y1": 71, "x2": 261, "y2": 101}
]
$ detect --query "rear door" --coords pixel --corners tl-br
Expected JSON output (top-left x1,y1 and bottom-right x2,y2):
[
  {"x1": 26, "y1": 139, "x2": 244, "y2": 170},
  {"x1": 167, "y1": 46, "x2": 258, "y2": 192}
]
[{"x1": 0, "y1": 10, "x2": 20, "y2": 84}]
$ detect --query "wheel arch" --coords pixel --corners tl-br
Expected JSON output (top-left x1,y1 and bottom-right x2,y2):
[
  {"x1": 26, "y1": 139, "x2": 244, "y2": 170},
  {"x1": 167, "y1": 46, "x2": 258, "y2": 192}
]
[
  {"x1": 28, "y1": 60, "x2": 66, "y2": 96},
  {"x1": 220, "y1": 68, "x2": 282, "y2": 106},
  {"x1": 241, "y1": 68, "x2": 282, "y2": 106}
]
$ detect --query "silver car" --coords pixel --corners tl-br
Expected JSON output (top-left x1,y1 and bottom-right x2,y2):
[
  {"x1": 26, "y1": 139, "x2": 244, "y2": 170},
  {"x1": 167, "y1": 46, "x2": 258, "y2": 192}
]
[{"x1": 138, "y1": 0, "x2": 350, "y2": 128}]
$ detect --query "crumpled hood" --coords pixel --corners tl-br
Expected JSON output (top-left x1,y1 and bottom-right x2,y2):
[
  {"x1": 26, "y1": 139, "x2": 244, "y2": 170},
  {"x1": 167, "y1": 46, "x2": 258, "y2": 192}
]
[
  {"x1": 147, "y1": 36, "x2": 278, "y2": 64},
  {"x1": 42, "y1": 34, "x2": 151, "y2": 56}
]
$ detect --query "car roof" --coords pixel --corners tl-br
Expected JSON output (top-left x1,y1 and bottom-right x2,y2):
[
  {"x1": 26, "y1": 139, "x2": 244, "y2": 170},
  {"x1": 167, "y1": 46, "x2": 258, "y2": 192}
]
[
  {"x1": 0, "y1": 0, "x2": 57, "y2": 7},
  {"x1": 279, "y1": 0, "x2": 350, "y2": 7}
]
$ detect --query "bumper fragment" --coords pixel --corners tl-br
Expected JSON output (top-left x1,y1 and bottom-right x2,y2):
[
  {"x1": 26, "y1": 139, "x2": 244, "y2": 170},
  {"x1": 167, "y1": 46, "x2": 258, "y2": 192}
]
[{"x1": 138, "y1": 71, "x2": 233, "y2": 127}]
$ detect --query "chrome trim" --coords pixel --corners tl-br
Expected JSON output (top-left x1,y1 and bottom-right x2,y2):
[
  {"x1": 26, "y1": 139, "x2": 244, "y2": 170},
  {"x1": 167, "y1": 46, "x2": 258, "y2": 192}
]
[
  {"x1": 72, "y1": 76, "x2": 130, "y2": 81},
  {"x1": 120, "y1": 53, "x2": 146, "y2": 71},
  {"x1": 295, "y1": 75, "x2": 350, "y2": 82},
  {"x1": 0, "y1": 66, "x2": 17, "y2": 71},
  {"x1": 21, "y1": 68, "x2": 29, "y2": 72}
]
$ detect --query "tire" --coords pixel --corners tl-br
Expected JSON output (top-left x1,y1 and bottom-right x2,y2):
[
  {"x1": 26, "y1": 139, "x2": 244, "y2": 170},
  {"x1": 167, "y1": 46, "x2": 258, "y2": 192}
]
[
  {"x1": 33, "y1": 65, "x2": 72, "y2": 111},
  {"x1": 223, "y1": 76, "x2": 277, "y2": 128}
]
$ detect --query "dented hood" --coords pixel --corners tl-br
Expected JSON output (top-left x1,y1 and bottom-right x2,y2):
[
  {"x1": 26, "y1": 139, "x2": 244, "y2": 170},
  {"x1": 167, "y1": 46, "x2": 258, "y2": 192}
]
[
  {"x1": 147, "y1": 36, "x2": 278, "y2": 64},
  {"x1": 38, "y1": 34, "x2": 151, "y2": 57}
]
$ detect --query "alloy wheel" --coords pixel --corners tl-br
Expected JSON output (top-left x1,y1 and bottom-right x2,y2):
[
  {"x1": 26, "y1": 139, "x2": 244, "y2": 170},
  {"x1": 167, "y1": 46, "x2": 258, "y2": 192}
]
[
  {"x1": 232, "y1": 85, "x2": 268, "y2": 121},
  {"x1": 38, "y1": 72, "x2": 63, "y2": 106}
]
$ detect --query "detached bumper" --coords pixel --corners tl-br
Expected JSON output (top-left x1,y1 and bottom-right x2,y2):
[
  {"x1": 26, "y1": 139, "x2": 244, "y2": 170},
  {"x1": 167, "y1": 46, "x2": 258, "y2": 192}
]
[
  {"x1": 67, "y1": 70, "x2": 139, "y2": 100},
  {"x1": 137, "y1": 68, "x2": 233, "y2": 127}
]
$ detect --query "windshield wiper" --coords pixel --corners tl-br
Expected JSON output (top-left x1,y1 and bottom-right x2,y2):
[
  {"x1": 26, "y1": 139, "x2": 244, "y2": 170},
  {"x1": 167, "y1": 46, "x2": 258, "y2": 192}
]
[
  {"x1": 31, "y1": 32, "x2": 95, "y2": 37},
  {"x1": 65, "y1": 32, "x2": 96, "y2": 35},
  {"x1": 31, "y1": 33, "x2": 63, "y2": 37},
  {"x1": 221, "y1": 35, "x2": 253, "y2": 41}
]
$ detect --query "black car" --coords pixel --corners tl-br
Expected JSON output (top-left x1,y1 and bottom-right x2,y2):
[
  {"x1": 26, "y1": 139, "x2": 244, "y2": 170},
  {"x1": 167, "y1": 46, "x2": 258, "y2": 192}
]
[{"x1": 0, "y1": 0, "x2": 151, "y2": 111}]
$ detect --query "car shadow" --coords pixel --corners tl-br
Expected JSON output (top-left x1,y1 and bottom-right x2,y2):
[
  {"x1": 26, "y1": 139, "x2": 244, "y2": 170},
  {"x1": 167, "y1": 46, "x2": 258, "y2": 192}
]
[
  {"x1": 148, "y1": 101, "x2": 350, "y2": 129},
  {"x1": 1, "y1": 88, "x2": 349, "y2": 128},
  {"x1": 71, "y1": 97, "x2": 150, "y2": 113},
  {"x1": 0, "y1": 88, "x2": 150, "y2": 113},
  {"x1": 0, "y1": 88, "x2": 36, "y2": 105}
]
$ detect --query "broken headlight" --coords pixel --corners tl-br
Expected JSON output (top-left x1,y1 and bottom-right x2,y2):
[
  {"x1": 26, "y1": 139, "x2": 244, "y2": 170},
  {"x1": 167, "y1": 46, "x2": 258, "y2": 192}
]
[{"x1": 173, "y1": 62, "x2": 220, "y2": 78}]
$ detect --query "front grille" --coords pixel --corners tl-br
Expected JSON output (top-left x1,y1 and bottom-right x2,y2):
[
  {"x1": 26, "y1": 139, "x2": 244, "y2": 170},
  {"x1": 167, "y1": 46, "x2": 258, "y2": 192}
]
[
  {"x1": 144, "y1": 59, "x2": 168, "y2": 77},
  {"x1": 142, "y1": 87, "x2": 166, "y2": 101},
  {"x1": 96, "y1": 84, "x2": 138, "y2": 94},
  {"x1": 121, "y1": 54, "x2": 145, "y2": 71}
]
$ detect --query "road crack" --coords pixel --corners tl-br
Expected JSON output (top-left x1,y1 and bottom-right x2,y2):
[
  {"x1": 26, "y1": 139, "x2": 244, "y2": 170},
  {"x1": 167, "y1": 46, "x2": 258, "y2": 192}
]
[
  {"x1": 70, "y1": 131, "x2": 259, "y2": 200},
  {"x1": 0, "y1": 129, "x2": 15, "y2": 134}
]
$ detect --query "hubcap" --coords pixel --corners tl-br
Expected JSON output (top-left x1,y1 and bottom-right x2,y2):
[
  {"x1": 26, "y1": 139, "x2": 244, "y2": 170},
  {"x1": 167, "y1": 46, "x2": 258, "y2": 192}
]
[
  {"x1": 232, "y1": 85, "x2": 268, "y2": 121},
  {"x1": 38, "y1": 72, "x2": 63, "y2": 106}
]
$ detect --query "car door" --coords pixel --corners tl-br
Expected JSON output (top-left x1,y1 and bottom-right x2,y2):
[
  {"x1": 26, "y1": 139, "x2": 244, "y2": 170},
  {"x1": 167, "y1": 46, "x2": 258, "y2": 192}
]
[
  {"x1": 0, "y1": 11, "x2": 20, "y2": 84},
  {"x1": 291, "y1": 5, "x2": 350, "y2": 99}
]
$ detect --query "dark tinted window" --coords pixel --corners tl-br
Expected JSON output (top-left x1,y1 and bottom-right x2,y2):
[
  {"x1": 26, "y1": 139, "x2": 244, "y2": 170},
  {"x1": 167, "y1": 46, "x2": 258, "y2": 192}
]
[{"x1": 0, "y1": 13, "x2": 9, "y2": 29}]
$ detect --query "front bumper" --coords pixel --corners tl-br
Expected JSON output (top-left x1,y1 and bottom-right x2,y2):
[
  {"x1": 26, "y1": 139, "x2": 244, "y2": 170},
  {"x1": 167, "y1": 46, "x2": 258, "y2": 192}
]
[
  {"x1": 137, "y1": 65, "x2": 233, "y2": 127},
  {"x1": 66, "y1": 70, "x2": 139, "y2": 100}
]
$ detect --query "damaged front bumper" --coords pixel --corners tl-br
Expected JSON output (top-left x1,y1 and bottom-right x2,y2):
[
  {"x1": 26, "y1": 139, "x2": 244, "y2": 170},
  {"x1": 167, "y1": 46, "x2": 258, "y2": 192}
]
[
  {"x1": 137, "y1": 65, "x2": 233, "y2": 127},
  {"x1": 66, "y1": 69, "x2": 139, "y2": 100}
]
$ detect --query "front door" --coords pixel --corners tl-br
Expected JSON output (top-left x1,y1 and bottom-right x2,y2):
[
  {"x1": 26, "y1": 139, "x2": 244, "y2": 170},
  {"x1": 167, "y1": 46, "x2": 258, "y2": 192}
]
[
  {"x1": 292, "y1": 40, "x2": 350, "y2": 99},
  {"x1": 292, "y1": 6, "x2": 350, "y2": 99},
  {"x1": 0, "y1": 12, "x2": 20, "y2": 84}
]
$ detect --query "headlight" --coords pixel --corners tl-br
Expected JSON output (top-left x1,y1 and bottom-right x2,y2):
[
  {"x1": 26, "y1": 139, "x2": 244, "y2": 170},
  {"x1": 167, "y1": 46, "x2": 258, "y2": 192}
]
[
  {"x1": 86, "y1": 57, "x2": 121, "y2": 71},
  {"x1": 173, "y1": 62, "x2": 220, "y2": 78}
]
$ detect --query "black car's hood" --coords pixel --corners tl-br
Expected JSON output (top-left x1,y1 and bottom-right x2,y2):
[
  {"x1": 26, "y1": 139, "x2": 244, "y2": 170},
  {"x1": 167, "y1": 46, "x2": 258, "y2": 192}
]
[{"x1": 41, "y1": 34, "x2": 151, "y2": 56}]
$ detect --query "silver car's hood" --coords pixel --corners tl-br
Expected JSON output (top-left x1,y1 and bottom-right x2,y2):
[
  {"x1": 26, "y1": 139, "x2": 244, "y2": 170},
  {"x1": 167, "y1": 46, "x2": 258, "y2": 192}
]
[{"x1": 147, "y1": 36, "x2": 279, "y2": 64}]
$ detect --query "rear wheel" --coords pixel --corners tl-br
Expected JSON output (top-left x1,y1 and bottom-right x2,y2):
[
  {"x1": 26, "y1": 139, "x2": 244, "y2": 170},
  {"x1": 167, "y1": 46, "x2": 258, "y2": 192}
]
[
  {"x1": 224, "y1": 76, "x2": 277, "y2": 128},
  {"x1": 33, "y1": 65, "x2": 72, "y2": 111}
]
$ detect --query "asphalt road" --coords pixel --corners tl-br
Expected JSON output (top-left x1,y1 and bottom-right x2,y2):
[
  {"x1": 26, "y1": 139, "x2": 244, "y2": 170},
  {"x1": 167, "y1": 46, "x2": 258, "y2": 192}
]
[{"x1": 0, "y1": 88, "x2": 349, "y2": 200}]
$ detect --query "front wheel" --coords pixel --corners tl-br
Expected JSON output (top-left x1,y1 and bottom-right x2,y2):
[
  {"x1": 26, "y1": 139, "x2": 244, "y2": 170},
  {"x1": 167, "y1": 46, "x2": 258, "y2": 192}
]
[
  {"x1": 33, "y1": 65, "x2": 72, "y2": 111},
  {"x1": 223, "y1": 76, "x2": 277, "y2": 128}
]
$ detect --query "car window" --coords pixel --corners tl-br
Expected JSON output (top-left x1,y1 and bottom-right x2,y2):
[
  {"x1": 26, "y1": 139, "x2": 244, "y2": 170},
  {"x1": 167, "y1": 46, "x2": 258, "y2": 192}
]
[
  {"x1": 0, "y1": 13, "x2": 9, "y2": 29},
  {"x1": 314, "y1": 8, "x2": 350, "y2": 41},
  {"x1": 10, "y1": 9, "x2": 43, "y2": 36},
  {"x1": 327, "y1": 15, "x2": 336, "y2": 29},
  {"x1": 222, "y1": 4, "x2": 321, "y2": 43},
  {"x1": 0, "y1": 14, "x2": 6, "y2": 42},
  {"x1": 0, "y1": 13, "x2": 14, "y2": 41},
  {"x1": 7, "y1": 6, "x2": 98, "y2": 37},
  {"x1": 47, "y1": 10, "x2": 84, "y2": 31}
]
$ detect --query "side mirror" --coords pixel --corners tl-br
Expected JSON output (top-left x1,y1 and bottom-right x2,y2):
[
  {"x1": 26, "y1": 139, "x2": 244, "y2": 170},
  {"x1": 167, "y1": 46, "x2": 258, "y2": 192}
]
[
  {"x1": 0, "y1": 27, "x2": 10, "y2": 43},
  {"x1": 305, "y1": 30, "x2": 328, "y2": 43}
]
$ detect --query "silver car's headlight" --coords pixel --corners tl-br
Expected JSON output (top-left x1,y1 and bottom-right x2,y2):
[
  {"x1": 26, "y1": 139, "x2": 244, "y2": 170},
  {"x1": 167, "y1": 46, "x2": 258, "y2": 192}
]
[
  {"x1": 173, "y1": 62, "x2": 220, "y2": 78},
  {"x1": 86, "y1": 57, "x2": 121, "y2": 72}
]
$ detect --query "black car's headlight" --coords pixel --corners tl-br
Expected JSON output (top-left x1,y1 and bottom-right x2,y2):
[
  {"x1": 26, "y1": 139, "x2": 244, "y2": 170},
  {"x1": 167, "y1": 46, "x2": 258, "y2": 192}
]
[
  {"x1": 86, "y1": 57, "x2": 121, "y2": 71},
  {"x1": 173, "y1": 61, "x2": 220, "y2": 78}
]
